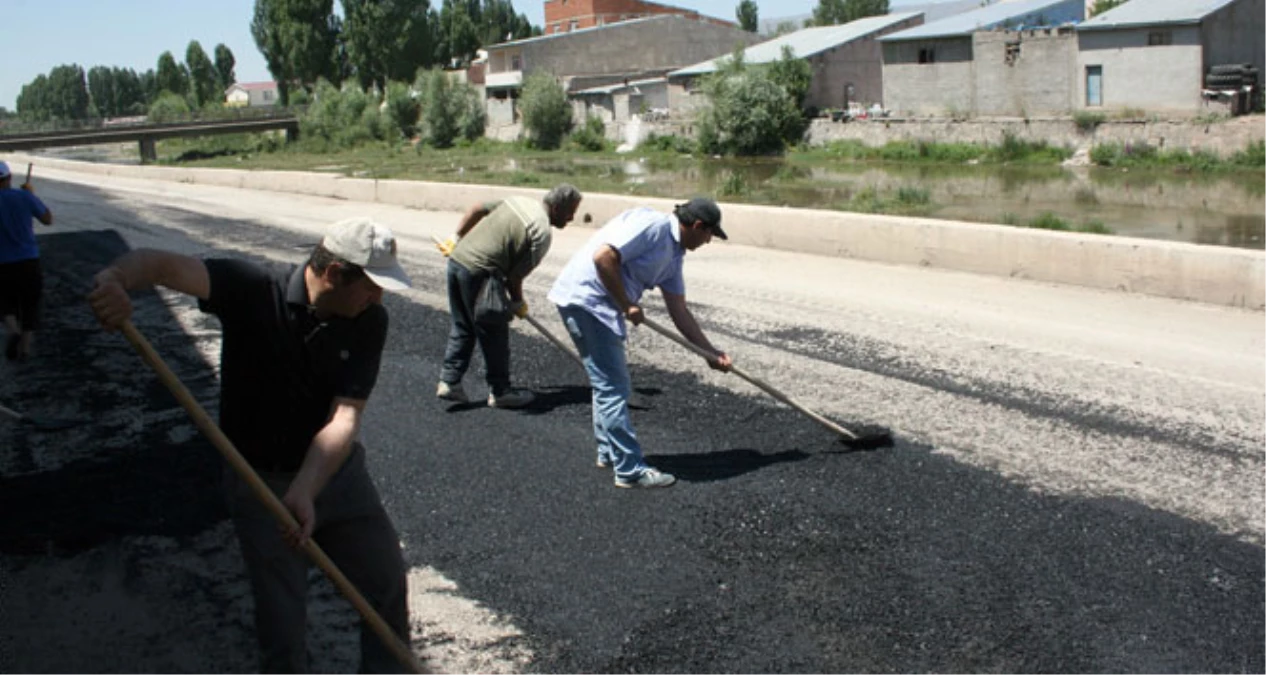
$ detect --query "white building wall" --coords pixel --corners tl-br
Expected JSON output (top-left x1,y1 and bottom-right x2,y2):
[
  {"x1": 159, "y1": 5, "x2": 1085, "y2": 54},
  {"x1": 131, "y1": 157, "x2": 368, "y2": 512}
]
[{"x1": 1077, "y1": 26, "x2": 1204, "y2": 112}]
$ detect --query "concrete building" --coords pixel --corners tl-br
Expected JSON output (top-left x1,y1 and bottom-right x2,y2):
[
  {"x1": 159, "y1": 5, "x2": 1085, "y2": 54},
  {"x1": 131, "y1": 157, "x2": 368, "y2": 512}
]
[
  {"x1": 1075, "y1": 0, "x2": 1265, "y2": 113},
  {"x1": 880, "y1": 0, "x2": 1085, "y2": 117},
  {"x1": 542, "y1": 0, "x2": 734, "y2": 34},
  {"x1": 668, "y1": 13, "x2": 924, "y2": 114},
  {"x1": 224, "y1": 82, "x2": 279, "y2": 107},
  {"x1": 482, "y1": 13, "x2": 760, "y2": 123}
]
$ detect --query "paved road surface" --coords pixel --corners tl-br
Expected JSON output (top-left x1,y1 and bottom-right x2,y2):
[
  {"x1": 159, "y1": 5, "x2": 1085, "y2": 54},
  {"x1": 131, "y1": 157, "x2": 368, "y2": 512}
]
[{"x1": 1, "y1": 169, "x2": 1262, "y2": 672}]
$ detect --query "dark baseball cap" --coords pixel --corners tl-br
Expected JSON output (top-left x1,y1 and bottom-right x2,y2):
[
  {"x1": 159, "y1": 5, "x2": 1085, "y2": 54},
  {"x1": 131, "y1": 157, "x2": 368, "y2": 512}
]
[{"x1": 675, "y1": 197, "x2": 726, "y2": 240}]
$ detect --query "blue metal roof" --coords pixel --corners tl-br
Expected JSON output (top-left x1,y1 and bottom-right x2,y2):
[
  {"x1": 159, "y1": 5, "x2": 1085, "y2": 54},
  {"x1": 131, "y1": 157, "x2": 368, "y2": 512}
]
[
  {"x1": 880, "y1": 0, "x2": 1084, "y2": 41},
  {"x1": 669, "y1": 12, "x2": 923, "y2": 77},
  {"x1": 1077, "y1": 0, "x2": 1239, "y2": 30}
]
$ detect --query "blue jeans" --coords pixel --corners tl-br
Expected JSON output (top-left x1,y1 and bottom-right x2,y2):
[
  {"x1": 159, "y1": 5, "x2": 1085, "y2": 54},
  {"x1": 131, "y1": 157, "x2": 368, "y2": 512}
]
[
  {"x1": 558, "y1": 305, "x2": 649, "y2": 480},
  {"x1": 442, "y1": 259, "x2": 512, "y2": 395}
]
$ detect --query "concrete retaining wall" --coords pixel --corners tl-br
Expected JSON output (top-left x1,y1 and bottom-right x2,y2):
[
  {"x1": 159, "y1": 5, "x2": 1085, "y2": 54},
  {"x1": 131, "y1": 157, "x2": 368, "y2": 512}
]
[{"x1": 9, "y1": 153, "x2": 1262, "y2": 310}]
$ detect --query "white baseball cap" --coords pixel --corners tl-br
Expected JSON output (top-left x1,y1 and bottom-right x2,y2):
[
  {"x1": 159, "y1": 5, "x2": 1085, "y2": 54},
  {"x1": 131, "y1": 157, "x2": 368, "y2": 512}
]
[
  {"x1": 321, "y1": 218, "x2": 412, "y2": 291},
  {"x1": 0, "y1": 162, "x2": 10, "y2": 179}
]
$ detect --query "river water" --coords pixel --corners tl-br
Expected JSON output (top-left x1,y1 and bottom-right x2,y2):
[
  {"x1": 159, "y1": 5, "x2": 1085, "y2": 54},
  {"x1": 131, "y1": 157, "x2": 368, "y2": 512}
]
[{"x1": 43, "y1": 144, "x2": 1265, "y2": 250}]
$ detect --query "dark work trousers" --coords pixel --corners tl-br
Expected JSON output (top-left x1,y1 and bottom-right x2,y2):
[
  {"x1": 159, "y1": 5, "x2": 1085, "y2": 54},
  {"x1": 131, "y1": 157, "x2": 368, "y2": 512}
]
[
  {"x1": 0, "y1": 258, "x2": 43, "y2": 331},
  {"x1": 227, "y1": 443, "x2": 410, "y2": 674},
  {"x1": 441, "y1": 258, "x2": 511, "y2": 395}
]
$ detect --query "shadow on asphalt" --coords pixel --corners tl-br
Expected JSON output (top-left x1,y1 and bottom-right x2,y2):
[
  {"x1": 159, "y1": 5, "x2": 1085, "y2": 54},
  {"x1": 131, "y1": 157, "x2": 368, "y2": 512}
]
[
  {"x1": 649, "y1": 448, "x2": 811, "y2": 483},
  {"x1": 0, "y1": 226, "x2": 227, "y2": 556}
]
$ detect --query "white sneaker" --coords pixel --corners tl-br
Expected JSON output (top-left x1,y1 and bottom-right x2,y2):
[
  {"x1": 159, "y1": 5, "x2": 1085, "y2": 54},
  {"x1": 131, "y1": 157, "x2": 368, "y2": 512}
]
[
  {"x1": 487, "y1": 388, "x2": 535, "y2": 409},
  {"x1": 614, "y1": 468, "x2": 676, "y2": 489},
  {"x1": 436, "y1": 381, "x2": 468, "y2": 403}
]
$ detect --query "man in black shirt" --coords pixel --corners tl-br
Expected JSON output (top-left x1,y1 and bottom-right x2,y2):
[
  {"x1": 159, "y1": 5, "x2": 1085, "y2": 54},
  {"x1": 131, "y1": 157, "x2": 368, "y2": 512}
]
[{"x1": 88, "y1": 218, "x2": 414, "y2": 673}]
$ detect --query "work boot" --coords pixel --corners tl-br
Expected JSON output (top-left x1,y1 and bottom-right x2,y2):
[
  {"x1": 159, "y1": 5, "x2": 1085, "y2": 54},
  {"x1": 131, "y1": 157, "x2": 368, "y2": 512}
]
[
  {"x1": 614, "y1": 468, "x2": 676, "y2": 489},
  {"x1": 436, "y1": 380, "x2": 468, "y2": 403},
  {"x1": 487, "y1": 388, "x2": 535, "y2": 409}
]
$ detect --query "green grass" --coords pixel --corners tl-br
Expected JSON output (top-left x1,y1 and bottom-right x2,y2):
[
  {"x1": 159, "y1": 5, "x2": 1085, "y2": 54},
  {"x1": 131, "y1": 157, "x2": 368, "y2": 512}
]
[{"x1": 1090, "y1": 140, "x2": 1265, "y2": 172}]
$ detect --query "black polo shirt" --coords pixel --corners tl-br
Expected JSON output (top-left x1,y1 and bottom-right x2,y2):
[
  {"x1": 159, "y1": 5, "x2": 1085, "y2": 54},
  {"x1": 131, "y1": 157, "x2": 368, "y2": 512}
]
[{"x1": 197, "y1": 258, "x2": 388, "y2": 472}]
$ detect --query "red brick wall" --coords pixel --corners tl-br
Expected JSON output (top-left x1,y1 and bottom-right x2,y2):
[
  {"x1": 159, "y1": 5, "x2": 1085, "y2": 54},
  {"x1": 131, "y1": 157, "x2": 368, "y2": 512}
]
[{"x1": 542, "y1": 0, "x2": 733, "y2": 34}]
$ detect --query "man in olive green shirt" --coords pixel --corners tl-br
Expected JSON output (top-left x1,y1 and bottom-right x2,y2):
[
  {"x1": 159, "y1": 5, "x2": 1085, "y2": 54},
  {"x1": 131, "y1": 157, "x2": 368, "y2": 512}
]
[{"x1": 435, "y1": 183, "x2": 582, "y2": 408}]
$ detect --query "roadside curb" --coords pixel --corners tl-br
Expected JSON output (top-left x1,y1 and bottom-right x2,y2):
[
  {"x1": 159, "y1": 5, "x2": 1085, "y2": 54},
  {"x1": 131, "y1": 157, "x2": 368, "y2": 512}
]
[{"x1": 7, "y1": 152, "x2": 1262, "y2": 310}]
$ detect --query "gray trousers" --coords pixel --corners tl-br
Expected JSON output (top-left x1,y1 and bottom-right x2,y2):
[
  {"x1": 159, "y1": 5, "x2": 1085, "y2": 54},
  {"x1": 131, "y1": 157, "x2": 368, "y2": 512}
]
[{"x1": 227, "y1": 444, "x2": 410, "y2": 673}]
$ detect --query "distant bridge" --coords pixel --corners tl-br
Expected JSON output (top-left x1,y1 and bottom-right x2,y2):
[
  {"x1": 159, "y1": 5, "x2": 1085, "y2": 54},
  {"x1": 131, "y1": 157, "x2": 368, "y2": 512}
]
[{"x1": 0, "y1": 115, "x2": 300, "y2": 163}]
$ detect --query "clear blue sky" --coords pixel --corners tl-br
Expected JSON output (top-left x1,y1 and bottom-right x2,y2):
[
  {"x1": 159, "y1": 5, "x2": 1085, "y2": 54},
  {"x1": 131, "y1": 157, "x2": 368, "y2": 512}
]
[{"x1": 2, "y1": 0, "x2": 930, "y2": 111}]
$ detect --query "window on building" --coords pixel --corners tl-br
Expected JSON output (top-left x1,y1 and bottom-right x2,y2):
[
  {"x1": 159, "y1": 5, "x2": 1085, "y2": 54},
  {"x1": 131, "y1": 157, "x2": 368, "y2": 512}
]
[
  {"x1": 569, "y1": 19, "x2": 579, "y2": 31},
  {"x1": 263, "y1": 90, "x2": 273, "y2": 101},
  {"x1": 1147, "y1": 30, "x2": 1172, "y2": 46},
  {"x1": 511, "y1": 55, "x2": 521, "y2": 70},
  {"x1": 918, "y1": 48, "x2": 936, "y2": 64},
  {"x1": 1005, "y1": 41, "x2": 1021, "y2": 65},
  {"x1": 552, "y1": 23, "x2": 561, "y2": 33}
]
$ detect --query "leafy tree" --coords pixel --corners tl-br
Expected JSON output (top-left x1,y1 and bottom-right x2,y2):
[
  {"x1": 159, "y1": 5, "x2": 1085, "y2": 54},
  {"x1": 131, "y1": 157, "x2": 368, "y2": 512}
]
[
  {"x1": 771, "y1": 20, "x2": 798, "y2": 36},
  {"x1": 252, "y1": 0, "x2": 341, "y2": 104},
  {"x1": 416, "y1": 68, "x2": 485, "y2": 146},
  {"x1": 156, "y1": 51, "x2": 189, "y2": 98},
  {"x1": 736, "y1": 0, "x2": 759, "y2": 32},
  {"x1": 214, "y1": 44, "x2": 237, "y2": 92},
  {"x1": 697, "y1": 52, "x2": 805, "y2": 155},
  {"x1": 20, "y1": 65, "x2": 93, "y2": 120},
  {"x1": 518, "y1": 71, "x2": 572, "y2": 150},
  {"x1": 420, "y1": 69, "x2": 459, "y2": 147},
  {"x1": 343, "y1": 0, "x2": 436, "y2": 90},
  {"x1": 186, "y1": 41, "x2": 220, "y2": 107},
  {"x1": 768, "y1": 46, "x2": 812, "y2": 110},
  {"x1": 1088, "y1": 0, "x2": 1128, "y2": 16},
  {"x1": 810, "y1": 0, "x2": 888, "y2": 25},
  {"x1": 87, "y1": 66, "x2": 117, "y2": 117},
  {"x1": 437, "y1": 0, "x2": 480, "y2": 67}
]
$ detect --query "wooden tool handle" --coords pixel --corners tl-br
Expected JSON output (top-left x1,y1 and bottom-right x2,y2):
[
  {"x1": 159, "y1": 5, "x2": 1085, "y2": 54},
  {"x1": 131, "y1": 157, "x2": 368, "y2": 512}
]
[
  {"x1": 119, "y1": 321, "x2": 425, "y2": 674},
  {"x1": 639, "y1": 317, "x2": 858, "y2": 441},
  {"x1": 25, "y1": 163, "x2": 33, "y2": 184},
  {"x1": 523, "y1": 313, "x2": 586, "y2": 372}
]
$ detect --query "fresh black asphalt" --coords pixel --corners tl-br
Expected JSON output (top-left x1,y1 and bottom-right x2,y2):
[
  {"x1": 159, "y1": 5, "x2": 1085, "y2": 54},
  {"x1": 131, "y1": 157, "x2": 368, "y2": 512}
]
[{"x1": 1, "y1": 179, "x2": 1262, "y2": 672}]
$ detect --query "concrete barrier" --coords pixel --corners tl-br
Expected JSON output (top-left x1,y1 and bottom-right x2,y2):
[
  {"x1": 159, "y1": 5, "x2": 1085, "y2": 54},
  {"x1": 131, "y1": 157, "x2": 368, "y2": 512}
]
[{"x1": 7, "y1": 153, "x2": 1262, "y2": 310}]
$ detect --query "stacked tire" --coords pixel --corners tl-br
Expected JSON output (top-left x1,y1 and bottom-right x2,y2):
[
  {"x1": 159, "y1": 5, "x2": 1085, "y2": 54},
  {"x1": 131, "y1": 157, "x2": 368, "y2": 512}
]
[{"x1": 1204, "y1": 63, "x2": 1259, "y2": 90}]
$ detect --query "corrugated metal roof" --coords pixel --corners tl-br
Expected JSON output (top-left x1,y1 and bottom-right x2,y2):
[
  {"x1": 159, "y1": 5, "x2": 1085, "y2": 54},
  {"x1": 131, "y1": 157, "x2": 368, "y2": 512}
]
[
  {"x1": 880, "y1": 0, "x2": 1083, "y2": 41},
  {"x1": 668, "y1": 12, "x2": 923, "y2": 77},
  {"x1": 572, "y1": 77, "x2": 668, "y2": 96},
  {"x1": 1077, "y1": 0, "x2": 1238, "y2": 30}
]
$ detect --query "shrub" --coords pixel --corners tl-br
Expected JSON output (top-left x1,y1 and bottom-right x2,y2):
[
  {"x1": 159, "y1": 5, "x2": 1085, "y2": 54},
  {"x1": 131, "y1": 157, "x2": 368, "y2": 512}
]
[
  {"x1": 519, "y1": 72, "x2": 573, "y2": 150},
  {"x1": 567, "y1": 115, "x2": 608, "y2": 152},
  {"x1": 300, "y1": 79, "x2": 388, "y2": 148},
  {"x1": 148, "y1": 91, "x2": 191, "y2": 123},
  {"x1": 1232, "y1": 141, "x2": 1265, "y2": 168},
  {"x1": 1072, "y1": 111, "x2": 1105, "y2": 133},
  {"x1": 718, "y1": 171, "x2": 749, "y2": 197},
  {"x1": 419, "y1": 70, "x2": 459, "y2": 148},
  {"x1": 1026, "y1": 212, "x2": 1070, "y2": 230},
  {"x1": 640, "y1": 133, "x2": 696, "y2": 155},
  {"x1": 697, "y1": 62, "x2": 805, "y2": 155},
  {"x1": 383, "y1": 81, "x2": 420, "y2": 140},
  {"x1": 1090, "y1": 142, "x2": 1122, "y2": 166}
]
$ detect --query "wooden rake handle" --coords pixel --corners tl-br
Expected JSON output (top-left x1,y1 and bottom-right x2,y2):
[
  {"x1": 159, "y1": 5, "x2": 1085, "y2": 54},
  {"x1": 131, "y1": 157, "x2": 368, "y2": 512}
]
[
  {"x1": 639, "y1": 317, "x2": 859, "y2": 441},
  {"x1": 119, "y1": 321, "x2": 425, "y2": 674},
  {"x1": 522, "y1": 313, "x2": 587, "y2": 374}
]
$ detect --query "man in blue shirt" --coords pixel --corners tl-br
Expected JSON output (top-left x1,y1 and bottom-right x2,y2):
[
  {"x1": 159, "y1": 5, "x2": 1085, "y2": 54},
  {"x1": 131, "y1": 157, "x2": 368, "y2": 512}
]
[
  {"x1": 548, "y1": 198, "x2": 732, "y2": 489},
  {"x1": 0, "y1": 161, "x2": 54, "y2": 361}
]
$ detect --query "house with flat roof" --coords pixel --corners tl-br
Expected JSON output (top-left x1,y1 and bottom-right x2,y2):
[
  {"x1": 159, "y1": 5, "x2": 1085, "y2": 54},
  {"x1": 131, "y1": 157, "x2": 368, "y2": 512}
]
[
  {"x1": 482, "y1": 13, "x2": 759, "y2": 124},
  {"x1": 668, "y1": 12, "x2": 924, "y2": 113},
  {"x1": 224, "y1": 82, "x2": 279, "y2": 107},
  {"x1": 1076, "y1": 0, "x2": 1264, "y2": 113},
  {"x1": 880, "y1": 0, "x2": 1085, "y2": 117}
]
